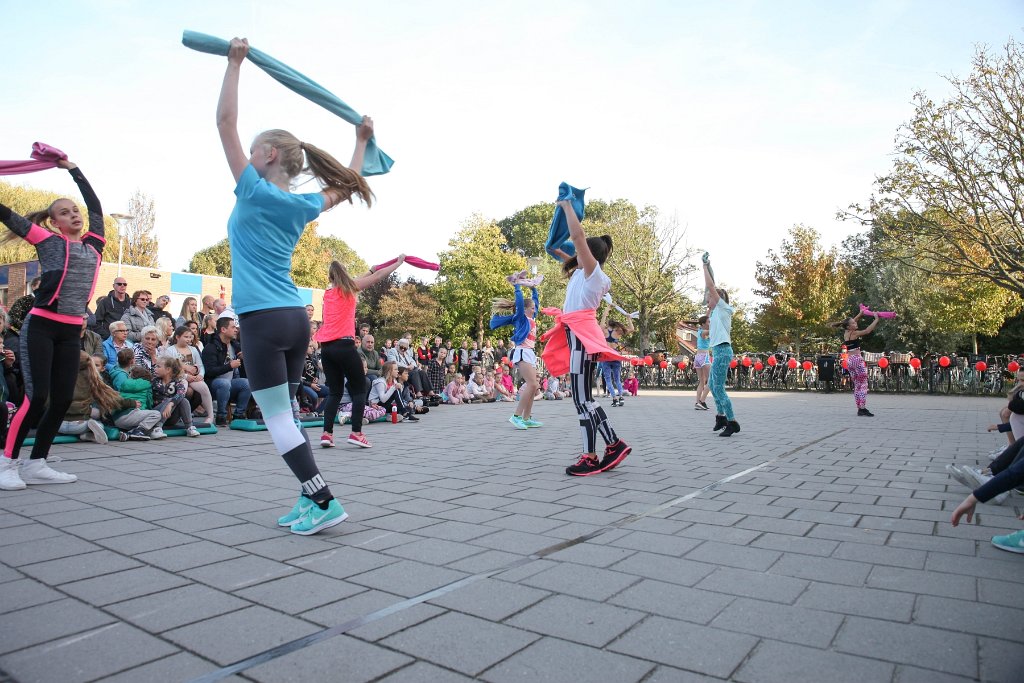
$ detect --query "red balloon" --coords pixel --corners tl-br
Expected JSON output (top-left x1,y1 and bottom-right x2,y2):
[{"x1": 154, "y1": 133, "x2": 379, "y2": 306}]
[
  {"x1": 802, "y1": 360, "x2": 812, "y2": 371},
  {"x1": 841, "y1": 359, "x2": 849, "y2": 369},
  {"x1": 975, "y1": 361, "x2": 987, "y2": 372},
  {"x1": 659, "y1": 360, "x2": 668, "y2": 369},
  {"x1": 910, "y1": 357, "x2": 922, "y2": 369},
  {"x1": 754, "y1": 361, "x2": 764, "y2": 371},
  {"x1": 644, "y1": 357, "x2": 654, "y2": 366},
  {"x1": 630, "y1": 358, "x2": 639, "y2": 366},
  {"x1": 767, "y1": 356, "x2": 778, "y2": 366},
  {"x1": 878, "y1": 357, "x2": 889, "y2": 369},
  {"x1": 939, "y1": 356, "x2": 950, "y2": 368},
  {"x1": 741, "y1": 356, "x2": 752, "y2": 367},
  {"x1": 1008, "y1": 361, "x2": 1020, "y2": 372},
  {"x1": 501, "y1": 356, "x2": 509, "y2": 364},
  {"x1": 787, "y1": 358, "x2": 798, "y2": 369},
  {"x1": 729, "y1": 359, "x2": 738, "y2": 369},
  {"x1": 677, "y1": 361, "x2": 686, "y2": 369}
]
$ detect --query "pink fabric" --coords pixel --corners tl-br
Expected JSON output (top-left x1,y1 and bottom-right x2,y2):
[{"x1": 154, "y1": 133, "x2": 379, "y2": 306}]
[
  {"x1": 0, "y1": 142, "x2": 68, "y2": 175},
  {"x1": 623, "y1": 377, "x2": 639, "y2": 396},
  {"x1": 373, "y1": 256, "x2": 439, "y2": 271},
  {"x1": 23, "y1": 223, "x2": 54, "y2": 246},
  {"x1": 540, "y1": 308, "x2": 626, "y2": 377},
  {"x1": 859, "y1": 304, "x2": 896, "y2": 319},
  {"x1": 29, "y1": 307, "x2": 83, "y2": 326}
]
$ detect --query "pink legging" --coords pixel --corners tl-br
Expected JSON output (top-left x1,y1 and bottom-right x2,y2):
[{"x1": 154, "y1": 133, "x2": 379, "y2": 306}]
[{"x1": 848, "y1": 353, "x2": 868, "y2": 409}]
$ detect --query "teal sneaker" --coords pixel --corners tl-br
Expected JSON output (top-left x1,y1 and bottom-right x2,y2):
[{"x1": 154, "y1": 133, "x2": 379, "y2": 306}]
[
  {"x1": 991, "y1": 529, "x2": 1024, "y2": 554},
  {"x1": 277, "y1": 495, "x2": 315, "y2": 527},
  {"x1": 509, "y1": 415, "x2": 528, "y2": 430},
  {"x1": 522, "y1": 417, "x2": 543, "y2": 428},
  {"x1": 290, "y1": 499, "x2": 349, "y2": 536}
]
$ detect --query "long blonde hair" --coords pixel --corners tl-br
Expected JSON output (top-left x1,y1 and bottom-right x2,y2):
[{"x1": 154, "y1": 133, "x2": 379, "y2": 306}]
[
  {"x1": 82, "y1": 352, "x2": 125, "y2": 415},
  {"x1": 255, "y1": 129, "x2": 374, "y2": 207},
  {"x1": 491, "y1": 298, "x2": 514, "y2": 315},
  {"x1": 328, "y1": 260, "x2": 358, "y2": 295},
  {"x1": 178, "y1": 297, "x2": 202, "y2": 325},
  {"x1": 0, "y1": 201, "x2": 66, "y2": 247}
]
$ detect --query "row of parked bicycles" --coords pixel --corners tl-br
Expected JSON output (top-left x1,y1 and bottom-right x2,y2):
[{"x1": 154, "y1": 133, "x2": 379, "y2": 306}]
[{"x1": 625, "y1": 352, "x2": 1021, "y2": 396}]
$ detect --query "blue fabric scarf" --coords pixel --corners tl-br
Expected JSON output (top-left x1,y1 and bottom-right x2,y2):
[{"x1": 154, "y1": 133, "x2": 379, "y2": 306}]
[
  {"x1": 182, "y1": 30, "x2": 393, "y2": 177},
  {"x1": 545, "y1": 182, "x2": 586, "y2": 261}
]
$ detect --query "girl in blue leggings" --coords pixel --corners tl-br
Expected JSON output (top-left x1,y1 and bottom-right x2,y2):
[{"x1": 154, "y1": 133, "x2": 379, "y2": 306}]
[{"x1": 702, "y1": 253, "x2": 740, "y2": 437}]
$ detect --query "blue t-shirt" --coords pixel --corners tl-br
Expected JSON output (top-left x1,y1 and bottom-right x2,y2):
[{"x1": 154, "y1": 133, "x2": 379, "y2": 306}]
[
  {"x1": 696, "y1": 330, "x2": 711, "y2": 351},
  {"x1": 709, "y1": 298, "x2": 735, "y2": 347},
  {"x1": 227, "y1": 165, "x2": 324, "y2": 315}
]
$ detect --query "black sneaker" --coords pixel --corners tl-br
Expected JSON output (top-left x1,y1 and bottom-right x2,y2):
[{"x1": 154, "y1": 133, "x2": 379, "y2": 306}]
[
  {"x1": 126, "y1": 427, "x2": 151, "y2": 441},
  {"x1": 215, "y1": 415, "x2": 228, "y2": 427},
  {"x1": 600, "y1": 439, "x2": 631, "y2": 471},
  {"x1": 566, "y1": 454, "x2": 602, "y2": 477},
  {"x1": 117, "y1": 431, "x2": 130, "y2": 442},
  {"x1": 404, "y1": 413, "x2": 420, "y2": 422},
  {"x1": 713, "y1": 414, "x2": 728, "y2": 431},
  {"x1": 719, "y1": 420, "x2": 741, "y2": 437},
  {"x1": 699, "y1": 401, "x2": 709, "y2": 410},
  {"x1": 857, "y1": 408, "x2": 874, "y2": 417}
]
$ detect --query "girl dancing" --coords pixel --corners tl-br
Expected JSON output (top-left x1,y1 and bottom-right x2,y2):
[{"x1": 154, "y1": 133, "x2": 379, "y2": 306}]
[
  {"x1": 692, "y1": 315, "x2": 711, "y2": 410},
  {"x1": 216, "y1": 37, "x2": 374, "y2": 534},
  {"x1": 541, "y1": 201, "x2": 630, "y2": 476},
  {"x1": 316, "y1": 256, "x2": 405, "y2": 449},
  {"x1": 600, "y1": 305, "x2": 633, "y2": 407},
  {"x1": 703, "y1": 253, "x2": 740, "y2": 436},
  {"x1": 0, "y1": 156, "x2": 105, "y2": 490},
  {"x1": 490, "y1": 273, "x2": 543, "y2": 429},
  {"x1": 832, "y1": 309, "x2": 881, "y2": 417}
]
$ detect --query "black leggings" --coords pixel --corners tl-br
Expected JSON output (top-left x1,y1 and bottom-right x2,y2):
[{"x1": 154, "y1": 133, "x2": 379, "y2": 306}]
[
  {"x1": 566, "y1": 326, "x2": 617, "y2": 454},
  {"x1": 320, "y1": 339, "x2": 366, "y2": 434},
  {"x1": 240, "y1": 308, "x2": 332, "y2": 503},
  {"x1": 5, "y1": 314, "x2": 80, "y2": 460}
]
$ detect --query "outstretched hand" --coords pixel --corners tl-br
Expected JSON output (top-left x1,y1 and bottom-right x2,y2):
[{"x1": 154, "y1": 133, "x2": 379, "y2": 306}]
[
  {"x1": 357, "y1": 116, "x2": 374, "y2": 142},
  {"x1": 950, "y1": 495, "x2": 977, "y2": 527},
  {"x1": 228, "y1": 37, "x2": 249, "y2": 65}
]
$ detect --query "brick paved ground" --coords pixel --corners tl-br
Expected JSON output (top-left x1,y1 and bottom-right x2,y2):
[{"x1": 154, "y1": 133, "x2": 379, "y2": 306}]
[{"x1": 0, "y1": 390, "x2": 1022, "y2": 682}]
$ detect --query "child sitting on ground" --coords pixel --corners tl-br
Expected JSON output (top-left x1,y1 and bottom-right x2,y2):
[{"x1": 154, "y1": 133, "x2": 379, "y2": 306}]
[
  {"x1": 108, "y1": 347, "x2": 167, "y2": 439},
  {"x1": 467, "y1": 371, "x2": 491, "y2": 402},
  {"x1": 152, "y1": 356, "x2": 200, "y2": 437},
  {"x1": 544, "y1": 374, "x2": 566, "y2": 400},
  {"x1": 444, "y1": 374, "x2": 471, "y2": 404}
]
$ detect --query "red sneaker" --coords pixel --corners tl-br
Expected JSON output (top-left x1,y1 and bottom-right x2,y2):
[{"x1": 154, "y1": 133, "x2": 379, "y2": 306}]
[
  {"x1": 566, "y1": 454, "x2": 602, "y2": 477},
  {"x1": 320, "y1": 433, "x2": 335, "y2": 448},
  {"x1": 347, "y1": 432, "x2": 372, "y2": 449},
  {"x1": 599, "y1": 439, "x2": 631, "y2": 472}
]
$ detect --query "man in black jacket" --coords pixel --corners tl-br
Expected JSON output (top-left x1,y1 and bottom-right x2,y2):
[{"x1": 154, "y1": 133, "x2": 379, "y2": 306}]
[
  {"x1": 95, "y1": 277, "x2": 131, "y2": 339},
  {"x1": 201, "y1": 317, "x2": 252, "y2": 426}
]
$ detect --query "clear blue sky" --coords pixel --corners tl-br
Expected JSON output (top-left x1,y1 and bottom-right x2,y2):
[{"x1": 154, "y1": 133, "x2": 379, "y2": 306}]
[{"x1": 3, "y1": 0, "x2": 1022, "y2": 301}]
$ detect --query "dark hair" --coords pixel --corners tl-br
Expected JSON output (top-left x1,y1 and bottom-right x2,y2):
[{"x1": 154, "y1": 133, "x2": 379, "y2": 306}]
[
  {"x1": 697, "y1": 315, "x2": 708, "y2": 326},
  {"x1": 216, "y1": 316, "x2": 234, "y2": 333},
  {"x1": 171, "y1": 325, "x2": 192, "y2": 345},
  {"x1": 716, "y1": 288, "x2": 730, "y2": 304},
  {"x1": 829, "y1": 318, "x2": 853, "y2": 330},
  {"x1": 116, "y1": 347, "x2": 135, "y2": 367},
  {"x1": 130, "y1": 290, "x2": 152, "y2": 306},
  {"x1": 562, "y1": 235, "x2": 613, "y2": 276}
]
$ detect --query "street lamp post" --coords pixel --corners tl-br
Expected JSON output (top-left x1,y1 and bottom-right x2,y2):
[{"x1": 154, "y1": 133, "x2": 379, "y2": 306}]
[{"x1": 110, "y1": 213, "x2": 134, "y2": 277}]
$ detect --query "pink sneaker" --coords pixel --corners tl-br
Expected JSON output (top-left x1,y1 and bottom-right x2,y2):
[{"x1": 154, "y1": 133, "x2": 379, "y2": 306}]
[
  {"x1": 320, "y1": 433, "x2": 335, "y2": 448},
  {"x1": 347, "y1": 432, "x2": 372, "y2": 448}
]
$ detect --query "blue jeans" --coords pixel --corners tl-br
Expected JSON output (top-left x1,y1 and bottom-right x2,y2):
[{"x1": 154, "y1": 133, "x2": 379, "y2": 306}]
[
  {"x1": 211, "y1": 376, "x2": 252, "y2": 417},
  {"x1": 601, "y1": 361, "x2": 624, "y2": 397},
  {"x1": 299, "y1": 383, "x2": 329, "y2": 411},
  {"x1": 709, "y1": 342, "x2": 734, "y2": 420}
]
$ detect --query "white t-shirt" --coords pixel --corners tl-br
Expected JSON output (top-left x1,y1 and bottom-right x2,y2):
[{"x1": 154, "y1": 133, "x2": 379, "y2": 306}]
[{"x1": 563, "y1": 264, "x2": 612, "y2": 313}]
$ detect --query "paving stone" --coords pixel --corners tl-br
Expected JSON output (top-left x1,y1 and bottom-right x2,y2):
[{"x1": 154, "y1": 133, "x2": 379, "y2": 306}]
[
  {"x1": 163, "y1": 605, "x2": 320, "y2": 665},
  {"x1": 866, "y1": 565, "x2": 977, "y2": 600},
  {"x1": 978, "y1": 636, "x2": 1024, "y2": 683},
  {"x1": 710, "y1": 597, "x2": 843, "y2": 647},
  {"x1": 234, "y1": 534, "x2": 338, "y2": 561},
  {"x1": 506, "y1": 594, "x2": 645, "y2": 647},
  {"x1": 246, "y1": 635, "x2": 412, "y2": 683},
  {"x1": 0, "y1": 578, "x2": 63, "y2": 615},
  {"x1": 608, "y1": 552, "x2": 716, "y2": 586},
  {"x1": 235, "y1": 572, "x2": 365, "y2": 614},
  {"x1": 383, "y1": 537, "x2": 489, "y2": 566},
  {"x1": 768, "y1": 554, "x2": 871, "y2": 586},
  {"x1": 750, "y1": 532, "x2": 839, "y2": 557},
  {"x1": 893, "y1": 666, "x2": 976, "y2": 683},
  {"x1": 609, "y1": 578, "x2": 734, "y2": 625},
  {"x1": 605, "y1": 529, "x2": 703, "y2": 557},
  {"x1": 481, "y1": 637, "x2": 654, "y2": 683},
  {"x1": 696, "y1": 567, "x2": 809, "y2": 603},
  {"x1": 914, "y1": 595, "x2": 1024, "y2": 641},
  {"x1": 382, "y1": 612, "x2": 538, "y2": 676},
  {"x1": 0, "y1": 622, "x2": 178, "y2": 683},
  {"x1": 19, "y1": 550, "x2": 141, "y2": 585},
  {"x1": 795, "y1": 582, "x2": 914, "y2": 621},
  {"x1": 522, "y1": 562, "x2": 639, "y2": 601},
  {"x1": 59, "y1": 566, "x2": 190, "y2": 606},
  {"x1": 608, "y1": 616, "x2": 758, "y2": 678},
  {"x1": 1, "y1": 535, "x2": 101, "y2": 567},
  {"x1": 302, "y1": 589, "x2": 445, "y2": 641},
  {"x1": 426, "y1": 578, "x2": 549, "y2": 621},
  {"x1": 94, "y1": 528, "x2": 198, "y2": 554},
  {"x1": 684, "y1": 541, "x2": 782, "y2": 572},
  {"x1": 346, "y1": 559, "x2": 469, "y2": 597},
  {"x1": 61, "y1": 517, "x2": 160, "y2": 540},
  {"x1": 182, "y1": 555, "x2": 300, "y2": 592},
  {"x1": 376, "y1": 662, "x2": 475, "y2": 682},
  {"x1": 733, "y1": 640, "x2": 895, "y2": 683},
  {"x1": 0, "y1": 598, "x2": 116, "y2": 656},
  {"x1": 834, "y1": 616, "x2": 977, "y2": 677},
  {"x1": 106, "y1": 583, "x2": 250, "y2": 632},
  {"x1": 97, "y1": 652, "x2": 247, "y2": 683}
]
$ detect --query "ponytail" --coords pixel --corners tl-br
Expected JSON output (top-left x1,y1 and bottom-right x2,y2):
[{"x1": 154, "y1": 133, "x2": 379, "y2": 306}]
[
  {"x1": 0, "y1": 205, "x2": 62, "y2": 247},
  {"x1": 562, "y1": 234, "x2": 613, "y2": 277},
  {"x1": 491, "y1": 298, "x2": 514, "y2": 315},
  {"x1": 301, "y1": 141, "x2": 374, "y2": 208},
  {"x1": 328, "y1": 260, "x2": 359, "y2": 295}
]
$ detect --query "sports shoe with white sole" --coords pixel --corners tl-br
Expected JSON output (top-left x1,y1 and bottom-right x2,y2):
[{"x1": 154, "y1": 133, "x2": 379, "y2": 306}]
[
  {"x1": 278, "y1": 495, "x2": 316, "y2": 527},
  {"x1": 991, "y1": 529, "x2": 1024, "y2": 554},
  {"x1": 20, "y1": 458, "x2": 77, "y2": 485},
  {"x1": 0, "y1": 458, "x2": 26, "y2": 490},
  {"x1": 290, "y1": 499, "x2": 348, "y2": 535}
]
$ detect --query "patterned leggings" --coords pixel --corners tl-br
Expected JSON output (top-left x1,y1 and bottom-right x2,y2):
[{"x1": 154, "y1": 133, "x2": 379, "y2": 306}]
[
  {"x1": 566, "y1": 327, "x2": 617, "y2": 454},
  {"x1": 709, "y1": 342, "x2": 734, "y2": 420},
  {"x1": 848, "y1": 353, "x2": 868, "y2": 409}
]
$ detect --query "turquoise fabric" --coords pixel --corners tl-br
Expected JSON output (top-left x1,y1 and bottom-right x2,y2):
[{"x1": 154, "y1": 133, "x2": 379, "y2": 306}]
[
  {"x1": 228, "y1": 165, "x2": 323, "y2": 315},
  {"x1": 545, "y1": 182, "x2": 586, "y2": 261},
  {"x1": 182, "y1": 30, "x2": 393, "y2": 176},
  {"x1": 697, "y1": 332, "x2": 711, "y2": 351}
]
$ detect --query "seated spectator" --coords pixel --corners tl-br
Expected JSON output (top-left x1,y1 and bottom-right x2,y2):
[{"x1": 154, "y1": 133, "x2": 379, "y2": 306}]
[
  {"x1": 361, "y1": 334, "x2": 383, "y2": 381},
  {"x1": 444, "y1": 374, "x2": 471, "y2": 405},
  {"x1": 104, "y1": 350, "x2": 165, "y2": 440},
  {"x1": 382, "y1": 338, "x2": 397, "y2": 363},
  {"x1": 416, "y1": 336, "x2": 433, "y2": 367},
  {"x1": 396, "y1": 367, "x2": 428, "y2": 415},
  {"x1": 149, "y1": 294, "x2": 174, "y2": 324},
  {"x1": 395, "y1": 338, "x2": 434, "y2": 398},
  {"x1": 368, "y1": 361, "x2": 417, "y2": 420},
  {"x1": 58, "y1": 352, "x2": 116, "y2": 444},
  {"x1": 133, "y1": 325, "x2": 162, "y2": 375},
  {"x1": 200, "y1": 314, "x2": 218, "y2": 348},
  {"x1": 483, "y1": 371, "x2": 502, "y2": 402},
  {"x1": 201, "y1": 316, "x2": 251, "y2": 427},
  {"x1": 152, "y1": 356, "x2": 199, "y2": 437},
  {"x1": 185, "y1": 320, "x2": 203, "y2": 351},
  {"x1": 121, "y1": 290, "x2": 155, "y2": 343},
  {"x1": 339, "y1": 357, "x2": 386, "y2": 424},
  {"x1": 164, "y1": 326, "x2": 214, "y2": 421},
  {"x1": 496, "y1": 365, "x2": 515, "y2": 400},
  {"x1": 155, "y1": 317, "x2": 175, "y2": 347},
  {"x1": 80, "y1": 315, "x2": 103, "y2": 358},
  {"x1": 300, "y1": 341, "x2": 328, "y2": 414},
  {"x1": 428, "y1": 348, "x2": 449, "y2": 395},
  {"x1": 177, "y1": 296, "x2": 202, "y2": 328},
  {"x1": 103, "y1": 321, "x2": 135, "y2": 373},
  {"x1": 545, "y1": 374, "x2": 567, "y2": 400},
  {"x1": 467, "y1": 371, "x2": 492, "y2": 402},
  {"x1": 950, "y1": 436, "x2": 1024, "y2": 553},
  {"x1": 95, "y1": 277, "x2": 131, "y2": 339}
]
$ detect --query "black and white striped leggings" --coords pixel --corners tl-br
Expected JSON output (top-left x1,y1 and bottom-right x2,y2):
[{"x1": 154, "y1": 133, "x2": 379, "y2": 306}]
[{"x1": 566, "y1": 327, "x2": 617, "y2": 454}]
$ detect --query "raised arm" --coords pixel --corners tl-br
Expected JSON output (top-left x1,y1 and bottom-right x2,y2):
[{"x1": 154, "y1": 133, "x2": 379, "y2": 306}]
[
  {"x1": 355, "y1": 254, "x2": 405, "y2": 290},
  {"x1": 703, "y1": 256, "x2": 720, "y2": 309},
  {"x1": 561, "y1": 200, "x2": 597, "y2": 276},
  {"x1": 216, "y1": 38, "x2": 250, "y2": 183},
  {"x1": 863, "y1": 313, "x2": 880, "y2": 334},
  {"x1": 62, "y1": 161, "x2": 104, "y2": 239},
  {"x1": 513, "y1": 285, "x2": 525, "y2": 316},
  {"x1": 349, "y1": 116, "x2": 373, "y2": 174},
  {"x1": 600, "y1": 305, "x2": 610, "y2": 328},
  {"x1": 531, "y1": 287, "x2": 540, "y2": 318}
]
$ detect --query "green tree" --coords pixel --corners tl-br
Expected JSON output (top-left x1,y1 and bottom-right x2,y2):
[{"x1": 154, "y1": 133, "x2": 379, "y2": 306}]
[
  {"x1": 378, "y1": 283, "x2": 439, "y2": 341},
  {"x1": 498, "y1": 202, "x2": 553, "y2": 257},
  {"x1": 434, "y1": 214, "x2": 525, "y2": 342},
  {"x1": 187, "y1": 222, "x2": 366, "y2": 288},
  {"x1": 753, "y1": 225, "x2": 850, "y2": 355},
  {"x1": 121, "y1": 190, "x2": 159, "y2": 268},
  {"x1": 0, "y1": 181, "x2": 120, "y2": 264},
  {"x1": 848, "y1": 37, "x2": 1024, "y2": 297}
]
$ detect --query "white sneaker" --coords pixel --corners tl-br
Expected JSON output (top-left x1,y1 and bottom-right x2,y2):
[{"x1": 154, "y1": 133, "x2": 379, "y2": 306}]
[
  {"x1": 186, "y1": 426, "x2": 200, "y2": 438},
  {"x1": 988, "y1": 447, "x2": 1006, "y2": 461},
  {"x1": 961, "y1": 465, "x2": 1008, "y2": 505},
  {"x1": 20, "y1": 458, "x2": 77, "y2": 485},
  {"x1": 0, "y1": 458, "x2": 26, "y2": 490},
  {"x1": 150, "y1": 427, "x2": 167, "y2": 440},
  {"x1": 86, "y1": 419, "x2": 108, "y2": 444}
]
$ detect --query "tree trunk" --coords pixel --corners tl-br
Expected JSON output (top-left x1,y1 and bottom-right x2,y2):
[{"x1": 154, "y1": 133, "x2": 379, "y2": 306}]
[{"x1": 973, "y1": 333, "x2": 978, "y2": 355}]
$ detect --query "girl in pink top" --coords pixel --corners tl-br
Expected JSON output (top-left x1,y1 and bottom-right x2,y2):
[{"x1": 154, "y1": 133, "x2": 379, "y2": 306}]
[{"x1": 315, "y1": 256, "x2": 405, "y2": 449}]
